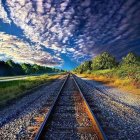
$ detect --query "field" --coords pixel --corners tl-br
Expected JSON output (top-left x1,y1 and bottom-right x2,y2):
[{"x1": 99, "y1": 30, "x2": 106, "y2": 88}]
[{"x1": 0, "y1": 74, "x2": 62, "y2": 107}]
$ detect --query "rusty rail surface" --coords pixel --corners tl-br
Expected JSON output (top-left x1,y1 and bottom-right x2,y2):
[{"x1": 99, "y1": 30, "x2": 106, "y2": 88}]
[{"x1": 34, "y1": 73, "x2": 107, "y2": 140}]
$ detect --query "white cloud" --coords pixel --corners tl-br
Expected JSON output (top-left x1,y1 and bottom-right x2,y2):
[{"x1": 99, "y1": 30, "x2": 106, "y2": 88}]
[
  {"x1": 0, "y1": 32, "x2": 63, "y2": 66},
  {"x1": 37, "y1": 0, "x2": 44, "y2": 14},
  {"x1": 0, "y1": 1, "x2": 11, "y2": 23},
  {"x1": 0, "y1": 0, "x2": 117, "y2": 64},
  {"x1": 51, "y1": 44, "x2": 62, "y2": 52},
  {"x1": 67, "y1": 48, "x2": 75, "y2": 52}
]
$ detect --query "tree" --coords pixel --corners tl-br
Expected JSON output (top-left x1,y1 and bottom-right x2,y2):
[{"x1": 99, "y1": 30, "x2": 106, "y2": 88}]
[
  {"x1": 121, "y1": 52, "x2": 139, "y2": 66},
  {"x1": 0, "y1": 61, "x2": 11, "y2": 76},
  {"x1": 82, "y1": 61, "x2": 92, "y2": 71},
  {"x1": 21, "y1": 63, "x2": 32, "y2": 74},
  {"x1": 6, "y1": 60, "x2": 15, "y2": 68},
  {"x1": 92, "y1": 52, "x2": 117, "y2": 70},
  {"x1": 0, "y1": 60, "x2": 63, "y2": 76},
  {"x1": 6, "y1": 60, "x2": 24, "y2": 75}
]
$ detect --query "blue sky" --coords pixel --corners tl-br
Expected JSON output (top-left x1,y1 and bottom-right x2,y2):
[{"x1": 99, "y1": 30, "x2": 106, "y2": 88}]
[{"x1": 0, "y1": 0, "x2": 140, "y2": 70}]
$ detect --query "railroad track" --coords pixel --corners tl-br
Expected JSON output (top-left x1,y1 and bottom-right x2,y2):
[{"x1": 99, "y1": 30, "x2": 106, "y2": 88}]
[{"x1": 34, "y1": 73, "x2": 107, "y2": 140}]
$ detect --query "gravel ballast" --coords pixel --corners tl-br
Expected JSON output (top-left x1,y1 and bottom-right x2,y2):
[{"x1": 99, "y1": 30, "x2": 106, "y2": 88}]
[
  {"x1": 74, "y1": 75, "x2": 140, "y2": 140},
  {"x1": 0, "y1": 75, "x2": 66, "y2": 139},
  {"x1": 1, "y1": 74, "x2": 140, "y2": 140}
]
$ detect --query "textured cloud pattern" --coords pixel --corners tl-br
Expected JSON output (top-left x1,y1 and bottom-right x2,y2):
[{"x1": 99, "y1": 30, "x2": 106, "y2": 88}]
[
  {"x1": 0, "y1": 0, "x2": 140, "y2": 67},
  {"x1": 0, "y1": 32, "x2": 63, "y2": 66}
]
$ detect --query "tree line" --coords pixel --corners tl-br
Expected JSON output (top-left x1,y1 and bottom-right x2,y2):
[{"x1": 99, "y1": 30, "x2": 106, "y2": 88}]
[
  {"x1": 0, "y1": 60, "x2": 64, "y2": 76},
  {"x1": 74, "y1": 52, "x2": 140, "y2": 73}
]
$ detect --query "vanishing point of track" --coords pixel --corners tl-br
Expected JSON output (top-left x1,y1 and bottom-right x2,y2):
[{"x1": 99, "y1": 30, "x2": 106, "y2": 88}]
[{"x1": 34, "y1": 73, "x2": 107, "y2": 140}]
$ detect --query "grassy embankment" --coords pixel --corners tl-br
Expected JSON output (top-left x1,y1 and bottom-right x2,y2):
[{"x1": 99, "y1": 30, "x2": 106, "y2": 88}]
[
  {"x1": 77, "y1": 66, "x2": 140, "y2": 94},
  {"x1": 0, "y1": 74, "x2": 62, "y2": 107}
]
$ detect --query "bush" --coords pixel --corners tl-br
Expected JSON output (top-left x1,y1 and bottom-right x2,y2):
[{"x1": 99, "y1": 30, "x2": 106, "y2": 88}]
[
  {"x1": 86, "y1": 70, "x2": 91, "y2": 74},
  {"x1": 92, "y1": 52, "x2": 117, "y2": 70},
  {"x1": 121, "y1": 52, "x2": 139, "y2": 66}
]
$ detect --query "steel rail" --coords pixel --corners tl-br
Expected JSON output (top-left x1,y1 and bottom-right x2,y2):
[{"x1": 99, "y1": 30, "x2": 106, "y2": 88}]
[
  {"x1": 34, "y1": 74, "x2": 69, "y2": 140},
  {"x1": 34, "y1": 73, "x2": 107, "y2": 140},
  {"x1": 72, "y1": 74, "x2": 108, "y2": 140}
]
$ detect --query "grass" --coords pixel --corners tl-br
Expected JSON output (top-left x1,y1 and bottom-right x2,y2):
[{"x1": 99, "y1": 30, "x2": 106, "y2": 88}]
[
  {"x1": 76, "y1": 66, "x2": 140, "y2": 94},
  {"x1": 0, "y1": 74, "x2": 62, "y2": 107}
]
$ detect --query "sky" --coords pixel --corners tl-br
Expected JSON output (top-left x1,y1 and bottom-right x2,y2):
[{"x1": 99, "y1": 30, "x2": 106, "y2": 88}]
[{"x1": 0, "y1": 0, "x2": 140, "y2": 70}]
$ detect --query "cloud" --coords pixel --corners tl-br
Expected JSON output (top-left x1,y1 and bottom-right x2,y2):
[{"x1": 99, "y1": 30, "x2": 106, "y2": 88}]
[
  {"x1": 81, "y1": 0, "x2": 91, "y2": 7},
  {"x1": 67, "y1": 48, "x2": 76, "y2": 52},
  {"x1": 51, "y1": 44, "x2": 62, "y2": 52},
  {"x1": 0, "y1": 32, "x2": 63, "y2": 66},
  {"x1": 60, "y1": 0, "x2": 69, "y2": 12},
  {"x1": 4, "y1": 0, "x2": 77, "y2": 52},
  {"x1": 0, "y1": 0, "x2": 140, "y2": 67},
  {"x1": 0, "y1": 1, "x2": 11, "y2": 23}
]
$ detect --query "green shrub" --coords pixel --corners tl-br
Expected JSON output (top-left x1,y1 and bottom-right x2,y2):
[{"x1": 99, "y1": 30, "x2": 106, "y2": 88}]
[
  {"x1": 86, "y1": 70, "x2": 91, "y2": 74},
  {"x1": 121, "y1": 52, "x2": 140, "y2": 66},
  {"x1": 92, "y1": 52, "x2": 117, "y2": 70}
]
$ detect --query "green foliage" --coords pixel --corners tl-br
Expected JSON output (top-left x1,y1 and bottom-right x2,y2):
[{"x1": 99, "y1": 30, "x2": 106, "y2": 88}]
[
  {"x1": 21, "y1": 63, "x2": 32, "y2": 74},
  {"x1": 0, "y1": 60, "x2": 63, "y2": 76},
  {"x1": 6, "y1": 60, "x2": 15, "y2": 67},
  {"x1": 116, "y1": 65, "x2": 140, "y2": 79},
  {"x1": 73, "y1": 52, "x2": 117, "y2": 73},
  {"x1": 92, "y1": 52, "x2": 117, "y2": 70},
  {"x1": 73, "y1": 52, "x2": 140, "y2": 89},
  {"x1": 83, "y1": 61, "x2": 92, "y2": 71},
  {"x1": 86, "y1": 70, "x2": 91, "y2": 74},
  {"x1": 6, "y1": 60, "x2": 24, "y2": 75},
  {"x1": 73, "y1": 60, "x2": 92, "y2": 73},
  {"x1": 121, "y1": 52, "x2": 140, "y2": 66},
  {"x1": 73, "y1": 52, "x2": 140, "y2": 78}
]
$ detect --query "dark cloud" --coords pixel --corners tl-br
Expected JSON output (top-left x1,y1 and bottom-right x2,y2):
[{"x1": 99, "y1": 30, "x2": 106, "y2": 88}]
[{"x1": 0, "y1": 0, "x2": 140, "y2": 67}]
